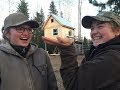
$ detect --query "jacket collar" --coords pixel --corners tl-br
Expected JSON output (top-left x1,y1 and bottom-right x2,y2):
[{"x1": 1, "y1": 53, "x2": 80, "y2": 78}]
[
  {"x1": 0, "y1": 41, "x2": 37, "y2": 57},
  {"x1": 85, "y1": 35, "x2": 120, "y2": 60}
]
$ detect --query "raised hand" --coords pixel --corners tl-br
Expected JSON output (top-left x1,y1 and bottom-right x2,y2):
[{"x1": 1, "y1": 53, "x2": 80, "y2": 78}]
[{"x1": 42, "y1": 36, "x2": 74, "y2": 47}]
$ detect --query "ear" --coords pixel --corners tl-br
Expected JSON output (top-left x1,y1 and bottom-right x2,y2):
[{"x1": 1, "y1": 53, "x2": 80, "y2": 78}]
[
  {"x1": 114, "y1": 27, "x2": 120, "y2": 34},
  {"x1": 117, "y1": 28, "x2": 120, "y2": 35},
  {"x1": 4, "y1": 30, "x2": 10, "y2": 39}
]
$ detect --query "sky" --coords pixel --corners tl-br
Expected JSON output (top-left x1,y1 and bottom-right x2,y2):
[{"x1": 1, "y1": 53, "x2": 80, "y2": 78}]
[{"x1": 0, "y1": 0, "x2": 107, "y2": 39}]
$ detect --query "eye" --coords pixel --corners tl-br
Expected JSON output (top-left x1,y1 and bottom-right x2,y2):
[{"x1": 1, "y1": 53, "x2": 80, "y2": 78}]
[
  {"x1": 97, "y1": 25, "x2": 104, "y2": 29},
  {"x1": 16, "y1": 27, "x2": 24, "y2": 32},
  {"x1": 90, "y1": 26, "x2": 95, "y2": 31},
  {"x1": 28, "y1": 28, "x2": 32, "y2": 31}
]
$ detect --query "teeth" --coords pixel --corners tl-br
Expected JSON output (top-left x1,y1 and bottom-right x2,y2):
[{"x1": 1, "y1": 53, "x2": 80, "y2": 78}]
[
  {"x1": 92, "y1": 35, "x2": 102, "y2": 40},
  {"x1": 22, "y1": 38, "x2": 28, "y2": 39},
  {"x1": 20, "y1": 38, "x2": 28, "y2": 40},
  {"x1": 93, "y1": 37, "x2": 101, "y2": 40}
]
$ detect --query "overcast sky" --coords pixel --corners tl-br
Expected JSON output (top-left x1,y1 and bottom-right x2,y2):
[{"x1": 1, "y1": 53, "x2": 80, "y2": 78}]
[{"x1": 0, "y1": 0, "x2": 107, "y2": 39}]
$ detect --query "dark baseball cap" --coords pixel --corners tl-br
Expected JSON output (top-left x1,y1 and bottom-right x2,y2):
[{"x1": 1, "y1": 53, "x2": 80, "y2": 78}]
[
  {"x1": 4, "y1": 12, "x2": 39, "y2": 30},
  {"x1": 82, "y1": 11, "x2": 120, "y2": 29}
]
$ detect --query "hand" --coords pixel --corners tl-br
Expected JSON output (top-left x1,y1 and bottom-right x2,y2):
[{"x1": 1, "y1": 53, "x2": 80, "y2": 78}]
[{"x1": 42, "y1": 36, "x2": 74, "y2": 46}]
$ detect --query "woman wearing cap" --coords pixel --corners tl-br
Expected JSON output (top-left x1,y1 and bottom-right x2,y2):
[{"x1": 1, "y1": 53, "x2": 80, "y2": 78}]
[
  {"x1": 0, "y1": 12, "x2": 58, "y2": 90},
  {"x1": 43, "y1": 11, "x2": 120, "y2": 90}
]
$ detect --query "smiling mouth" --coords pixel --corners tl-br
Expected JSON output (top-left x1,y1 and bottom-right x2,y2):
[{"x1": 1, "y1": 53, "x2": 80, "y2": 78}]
[
  {"x1": 20, "y1": 38, "x2": 28, "y2": 41},
  {"x1": 92, "y1": 35, "x2": 102, "y2": 40}
]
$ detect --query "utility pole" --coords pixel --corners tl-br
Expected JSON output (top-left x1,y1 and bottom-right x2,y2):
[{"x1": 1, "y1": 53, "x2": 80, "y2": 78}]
[
  {"x1": 78, "y1": 0, "x2": 82, "y2": 41},
  {"x1": 78, "y1": 0, "x2": 83, "y2": 54}
]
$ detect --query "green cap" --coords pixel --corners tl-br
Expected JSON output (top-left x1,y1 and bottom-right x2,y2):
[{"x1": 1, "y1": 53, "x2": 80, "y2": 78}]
[
  {"x1": 4, "y1": 12, "x2": 39, "y2": 30},
  {"x1": 82, "y1": 11, "x2": 120, "y2": 29}
]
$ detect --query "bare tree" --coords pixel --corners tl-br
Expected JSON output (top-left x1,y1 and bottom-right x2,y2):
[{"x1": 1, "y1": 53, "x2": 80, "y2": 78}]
[
  {"x1": 56, "y1": 0, "x2": 75, "y2": 21},
  {"x1": 0, "y1": 0, "x2": 17, "y2": 14}
]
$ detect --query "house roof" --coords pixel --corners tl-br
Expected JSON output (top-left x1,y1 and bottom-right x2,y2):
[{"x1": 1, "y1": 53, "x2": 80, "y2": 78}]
[
  {"x1": 52, "y1": 14, "x2": 75, "y2": 29},
  {"x1": 44, "y1": 14, "x2": 75, "y2": 29}
]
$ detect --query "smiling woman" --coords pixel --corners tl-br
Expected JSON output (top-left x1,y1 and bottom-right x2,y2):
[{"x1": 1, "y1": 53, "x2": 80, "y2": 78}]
[
  {"x1": 0, "y1": 12, "x2": 58, "y2": 90},
  {"x1": 43, "y1": 11, "x2": 120, "y2": 90}
]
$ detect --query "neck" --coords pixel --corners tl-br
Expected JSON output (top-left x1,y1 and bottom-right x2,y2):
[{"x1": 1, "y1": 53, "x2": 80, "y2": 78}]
[{"x1": 10, "y1": 43, "x2": 30, "y2": 58}]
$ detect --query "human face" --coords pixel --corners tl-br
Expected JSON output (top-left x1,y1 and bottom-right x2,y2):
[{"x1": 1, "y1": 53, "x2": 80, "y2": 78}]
[
  {"x1": 7, "y1": 25, "x2": 33, "y2": 47},
  {"x1": 90, "y1": 21, "x2": 117, "y2": 46}
]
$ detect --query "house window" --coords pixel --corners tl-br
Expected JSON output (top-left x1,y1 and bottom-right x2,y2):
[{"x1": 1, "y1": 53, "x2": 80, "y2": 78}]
[
  {"x1": 53, "y1": 29, "x2": 58, "y2": 35},
  {"x1": 51, "y1": 19, "x2": 54, "y2": 23},
  {"x1": 69, "y1": 30, "x2": 72, "y2": 36}
]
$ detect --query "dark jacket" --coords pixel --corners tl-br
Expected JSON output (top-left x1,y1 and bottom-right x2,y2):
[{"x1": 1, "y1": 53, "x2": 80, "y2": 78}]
[
  {"x1": 0, "y1": 42, "x2": 58, "y2": 90},
  {"x1": 60, "y1": 36, "x2": 120, "y2": 90}
]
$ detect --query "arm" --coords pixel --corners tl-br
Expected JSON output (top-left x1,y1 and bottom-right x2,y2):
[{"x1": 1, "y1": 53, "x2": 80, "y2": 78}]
[
  {"x1": 60, "y1": 48, "x2": 120, "y2": 90},
  {"x1": 59, "y1": 45, "x2": 78, "y2": 90}
]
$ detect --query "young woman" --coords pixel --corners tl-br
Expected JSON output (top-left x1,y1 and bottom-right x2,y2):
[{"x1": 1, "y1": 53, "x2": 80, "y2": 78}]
[
  {"x1": 43, "y1": 11, "x2": 120, "y2": 90},
  {"x1": 0, "y1": 12, "x2": 58, "y2": 90}
]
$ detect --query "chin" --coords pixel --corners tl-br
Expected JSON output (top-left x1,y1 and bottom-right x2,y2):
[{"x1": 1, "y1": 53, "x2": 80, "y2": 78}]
[
  {"x1": 20, "y1": 44, "x2": 29, "y2": 47},
  {"x1": 93, "y1": 42, "x2": 104, "y2": 47},
  {"x1": 93, "y1": 44, "x2": 98, "y2": 47},
  {"x1": 93, "y1": 41, "x2": 100, "y2": 46}
]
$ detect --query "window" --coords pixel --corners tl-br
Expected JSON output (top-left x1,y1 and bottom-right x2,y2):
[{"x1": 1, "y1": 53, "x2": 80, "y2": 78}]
[
  {"x1": 69, "y1": 30, "x2": 72, "y2": 36},
  {"x1": 51, "y1": 19, "x2": 54, "y2": 23},
  {"x1": 53, "y1": 29, "x2": 58, "y2": 35}
]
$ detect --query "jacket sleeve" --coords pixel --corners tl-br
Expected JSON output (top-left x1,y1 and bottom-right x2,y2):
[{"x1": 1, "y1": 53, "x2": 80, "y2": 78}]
[
  {"x1": 59, "y1": 45, "x2": 79, "y2": 90},
  {"x1": 60, "y1": 46, "x2": 120, "y2": 90},
  {"x1": 45, "y1": 53, "x2": 58, "y2": 90}
]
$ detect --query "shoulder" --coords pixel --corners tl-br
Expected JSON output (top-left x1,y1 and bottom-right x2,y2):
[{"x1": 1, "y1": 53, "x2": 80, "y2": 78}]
[{"x1": 87, "y1": 49, "x2": 120, "y2": 67}]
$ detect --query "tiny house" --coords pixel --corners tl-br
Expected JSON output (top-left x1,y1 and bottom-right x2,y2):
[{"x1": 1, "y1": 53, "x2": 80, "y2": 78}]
[{"x1": 43, "y1": 14, "x2": 75, "y2": 39}]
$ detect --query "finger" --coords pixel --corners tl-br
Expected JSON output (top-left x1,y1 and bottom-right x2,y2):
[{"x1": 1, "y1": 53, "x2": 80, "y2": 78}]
[
  {"x1": 44, "y1": 40, "x2": 57, "y2": 45},
  {"x1": 43, "y1": 38, "x2": 58, "y2": 44},
  {"x1": 57, "y1": 37, "x2": 73, "y2": 45},
  {"x1": 57, "y1": 37, "x2": 67, "y2": 43},
  {"x1": 42, "y1": 37, "x2": 61, "y2": 45}
]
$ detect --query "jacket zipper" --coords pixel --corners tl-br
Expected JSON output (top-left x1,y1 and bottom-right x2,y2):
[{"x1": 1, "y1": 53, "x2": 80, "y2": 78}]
[{"x1": 24, "y1": 58, "x2": 34, "y2": 90}]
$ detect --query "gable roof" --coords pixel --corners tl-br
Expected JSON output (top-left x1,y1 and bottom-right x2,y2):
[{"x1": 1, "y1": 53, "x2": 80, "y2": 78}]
[{"x1": 43, "y1": 14, "x2": 75, "y2": 29}]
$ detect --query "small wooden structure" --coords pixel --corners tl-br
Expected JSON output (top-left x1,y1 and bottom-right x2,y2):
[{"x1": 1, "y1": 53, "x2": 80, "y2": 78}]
[{"x1": 43, "y1": 14, "x2": 75, "y2": 39}]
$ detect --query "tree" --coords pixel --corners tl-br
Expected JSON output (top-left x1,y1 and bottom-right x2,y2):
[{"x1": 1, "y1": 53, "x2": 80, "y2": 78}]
[
  {"x1": 83, "y1": 37, "x2": 90, "y2": 54},
  {"x1": 32, "y1": 8, "x2": 45, "y2": 48},
  {"x1": 56, "y1": 0, "x2": 74, "y2": 21},
  {"x1": 17, "y1": 0, "x2": 29, "y2": 18},
  {"x1": 49, "y1": 1, "x2": 58, "y2": 15},
  {"x1": 89, "y1": 0, "x2": 120, "y2": 14}
]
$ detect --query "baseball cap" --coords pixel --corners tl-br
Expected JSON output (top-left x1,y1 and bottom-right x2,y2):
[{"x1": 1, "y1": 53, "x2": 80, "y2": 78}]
[
  {"x1": 82, "y1": 11, "x2": 120, "y2": 29},
  {"x1": 4, "y1": 12, "x2": 39, "y2": 30}
]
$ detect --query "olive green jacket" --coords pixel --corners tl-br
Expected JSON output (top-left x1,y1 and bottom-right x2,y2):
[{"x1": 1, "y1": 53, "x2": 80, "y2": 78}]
[{"x1": 0, "y1": 42, "x2": 58, "y2": 90}]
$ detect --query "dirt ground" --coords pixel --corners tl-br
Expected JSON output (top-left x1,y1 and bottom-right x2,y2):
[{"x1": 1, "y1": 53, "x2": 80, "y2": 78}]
[{"x1": 49, "y1": 55, "x2": 85, "y2": 90}]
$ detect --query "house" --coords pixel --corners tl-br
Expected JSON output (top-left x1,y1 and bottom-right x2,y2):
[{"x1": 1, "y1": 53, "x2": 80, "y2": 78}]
[
  {"x1": 43, "y1": 14, "x2": 75, "y2": 39},
  {"x1": 43, "y1": 14, "x2": 84, "y2": 55}
]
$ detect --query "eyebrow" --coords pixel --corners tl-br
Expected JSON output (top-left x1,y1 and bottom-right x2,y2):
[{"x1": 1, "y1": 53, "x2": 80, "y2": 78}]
[
  {"x1": 91, "y1": 22, "x2": 106, "y2": 28},
  {"x1": 97, "y1": 22, "x2": 106, "y2": 25}
]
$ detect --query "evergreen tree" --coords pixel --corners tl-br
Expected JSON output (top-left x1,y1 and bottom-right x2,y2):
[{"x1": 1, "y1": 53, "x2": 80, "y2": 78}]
[
  {"x1": 47, "y1": 1, "x2": 58, "y2": 53},
  {"x1": 89, "y1": 0, "x2": 120, "y2": 14},
  {"x1": 49, "y1": 1, "x2": 58, "y2": 15},
  {"x1": 32, "y1": 8, "x2": 45, "y2": 48},
  {"x1": 83, "y1": 37, "x2": 90, "y2": 53},
  {"x1": 17, "y1": 0, "x2": 29, "y2": 18}
]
